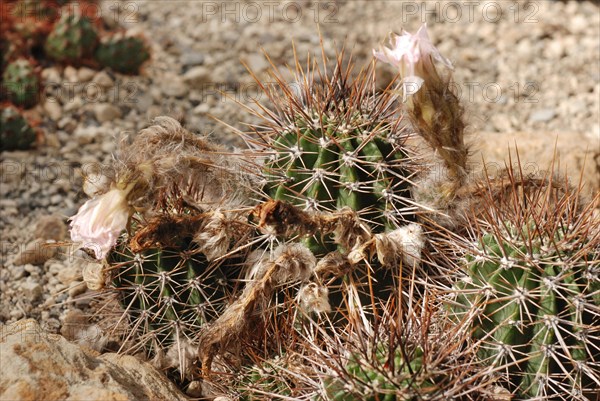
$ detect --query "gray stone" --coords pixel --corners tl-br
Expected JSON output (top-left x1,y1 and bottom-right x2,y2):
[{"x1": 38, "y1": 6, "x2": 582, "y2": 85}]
[
  {"x1": 181, "y1": 52, "x2": 205, "y2": 67},
  {"x1": 43, "y1": 101, "x2": 62, "y2": 121},
  {"x1": 92, "y1": 71, "x2": 114, "y2": 88},
  {"x1": 13, "y1": 239, "x2": 58, "y2": 266},
  {"x1": 34, "y1": 215, "x2": 66, "y2": 241},
  {"x1": 193, "y1": 103, "x2": 210, "y2": 115},
  {"x1": 243, "y1": 53, "x2": 269, "y2": 72},
  {"x1": 20, "y1": 280, "x2": 43, "y2": 301},
  {"x1": 77, "y1": 67, "x2": 96, "y2": 82},
  {"x1": 63, "y1": 66, "x2": 78, "y2": 83}
]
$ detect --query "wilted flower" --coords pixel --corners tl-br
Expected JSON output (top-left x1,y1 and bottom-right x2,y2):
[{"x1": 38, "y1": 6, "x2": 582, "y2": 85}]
[
  {"x1": 375, "y1": 223, "x2": 424, "y2": 268},
  {"x1": 373, "y1": 24, "x2": 452, "y2": 96},
  {"x1": 70, "y1": 186, "x2": 132, "y2": 259},
  {"x1": 297, "y1": 282, "x2": 331, "y2": 313}
]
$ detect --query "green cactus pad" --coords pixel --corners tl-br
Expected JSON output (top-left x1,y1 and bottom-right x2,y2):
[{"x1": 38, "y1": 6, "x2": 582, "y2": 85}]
[
  {"x1": 44, "y1": 12, "x2": 98, "y2": 63},
  {"x1": 2, "y1": 58, "x2": 40, "y2": 108},
  {"x1": 0, "y1": 105, "x2": 36, "y2": 151},
  {"x1": 94, "y1": 35, "x2": 150, "y2": 74}
]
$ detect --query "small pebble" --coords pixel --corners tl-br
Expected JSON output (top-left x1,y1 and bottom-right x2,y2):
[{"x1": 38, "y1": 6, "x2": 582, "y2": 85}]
[
  {"x1": 43, "y1": 101, "x2": 62, "y2": 121},
  {"x1": 92, "y1": 71, "x2": 114, "y2": 88},
  {"x1": 78, "y1": 67, "x2": 96, "y2": 82},
  {"x1": 21, "y1": 280, "x2": 43, "y2": 302},
  {"x1": 528, "y1": 109, "x2": 557, "y2": 124},
  {"x1": 94, "y1": 103, "x2": 122, "y2": 123}
]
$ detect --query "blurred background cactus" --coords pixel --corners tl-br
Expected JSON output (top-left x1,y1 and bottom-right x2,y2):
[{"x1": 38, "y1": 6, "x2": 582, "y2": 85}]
[
  {"x1": 0, "y1": 103, "x2": 37, "y2": 151},
  {"x1": 2, "y1": 58, "x2": 40, "y2": 107},
  {"x1": 94, "y1": 34, "x2": 150, "y2": 74},
  {"x1": 0, "y1": 0, "x2": 151, "y2": 144},
  {"x1": 44, "y1": 11, "x2": 98, "y2": 63}
]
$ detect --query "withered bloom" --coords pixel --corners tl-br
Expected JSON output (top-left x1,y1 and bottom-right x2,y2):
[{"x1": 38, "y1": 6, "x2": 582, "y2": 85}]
[{"x1": 70, "y1": 186, "x2": 132, "y2": 259}]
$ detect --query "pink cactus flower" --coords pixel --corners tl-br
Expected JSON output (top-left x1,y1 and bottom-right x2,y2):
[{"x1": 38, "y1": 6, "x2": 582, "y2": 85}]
[
  {"x1": 70, "y1": 187, "x2": 131, "y2": 259},
  {"x1": 373, "y1": 24, "x2": 452, "y2": 95}
]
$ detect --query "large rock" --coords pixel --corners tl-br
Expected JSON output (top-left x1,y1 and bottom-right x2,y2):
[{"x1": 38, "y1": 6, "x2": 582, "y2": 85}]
[{"x1": 0, "y1": 320, "x2": 189, "y2": 401}]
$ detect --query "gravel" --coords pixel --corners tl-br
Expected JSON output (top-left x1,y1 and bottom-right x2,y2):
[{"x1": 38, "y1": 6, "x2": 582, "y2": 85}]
[{"x1": 0, "y1": 0, "x2": 598, "y2": 365}]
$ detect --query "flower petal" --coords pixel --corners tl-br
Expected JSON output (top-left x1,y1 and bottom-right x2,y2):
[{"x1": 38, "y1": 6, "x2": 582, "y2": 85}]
[{"x1": 70, "y1": 188, "x2": 130, "y2": 259}]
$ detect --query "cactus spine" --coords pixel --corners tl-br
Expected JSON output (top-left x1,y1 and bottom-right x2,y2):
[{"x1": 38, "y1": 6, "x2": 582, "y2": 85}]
[
  {"x1": 79, "y1": 117, "x2": 257, "y2": 375},
  {"x1": 257, "y1": 55, "x2": 414, "y2": 256}
]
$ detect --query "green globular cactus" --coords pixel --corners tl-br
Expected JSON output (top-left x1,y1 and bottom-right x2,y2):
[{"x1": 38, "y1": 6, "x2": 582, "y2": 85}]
[
  {"x1": 449, "y1": 175, "x2": 600, "y2": 400},
  {"x1": 44, "y1": 12, "x2": 98, "y2": 63},
  {"x1": 322, "y1": 345, "x2": 436, "y2": 401},
  {"x1": 94, "y1": 34, "x2": 150, "y2": 74},
  {"x1": 107, "y1": 223, "x2": 245, "y2": 359},
  {"x1": 0, "y1": 104, "x2": 36, "y2": 151},
  {"x1": 2, "y1": 58, "x2": 40, "y2": 108},
  {"x1": 255, "y1": 55, "x2": 414, "y2": 257}
]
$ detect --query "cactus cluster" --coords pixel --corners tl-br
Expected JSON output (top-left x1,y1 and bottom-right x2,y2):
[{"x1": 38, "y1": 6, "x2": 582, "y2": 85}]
[
  {"x1": 107, "y1": 227, "x2": 246, "y2": 359},
  {"x1": 74, "y1": 117, "x2": 257, "y2": 375},
  {"x1": 322, "y1": 345, "x2": 431, "y2": 401},
  {"x1": 231, "y1": 53, "x2": 428, "y2": 331},
  {"x1": 67, "y1": 25, "x2": 600, "y2": 401},
  {"x1": 1, "y1": 0, "x2": 151, "y2": 150},
  {"x1": 236, "y1": 355, "x2": 299, "y2": 401},
  {"x1": 256, "y1": 54, "x2": 415, "y2": 255},
  {"x1": 449, "y1": 172, "x2": 600, "y2": 399}
]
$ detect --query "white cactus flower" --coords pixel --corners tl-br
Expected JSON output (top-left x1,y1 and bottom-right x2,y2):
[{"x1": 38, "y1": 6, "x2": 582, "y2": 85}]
[{"x1": 70, "y1": 187, "x2": 132, "y2": 259}]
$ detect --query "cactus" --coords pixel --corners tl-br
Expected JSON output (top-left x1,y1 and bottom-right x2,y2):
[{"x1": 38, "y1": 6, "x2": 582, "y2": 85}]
[
  {"x1": 233, "y1": 50, "x2": 429, "y2": 326},
  {"x1": 310, "y1": 294, "x2": 497, "y2": 401},
  {"x1": 323, "y1": 345, "x2": 433, "y2": 401},
  {"x1": 71, "y1": 117, "x2": 259, "y2": 376},
  {"x1": 94, "y1": 34, "x2": 150, "y2": 74},
  {"x1": 2, "y1": 58, "x2": 40, "y2": 107},
  {"x1": 106, "y1": 213, "x2": 247, "y2": 362},
  {"x1": 254, "y1": 54, "x2": 414, "y2": 256},
  {"x1": 0, "y1": 104, "x2": 36, "y2": 151},
  {"x1": 44, "y1": 11, "x2": 98, "y2": 63},
  {"x1": 448, "y1": 171, "x2": 600, "y2": 399}
]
